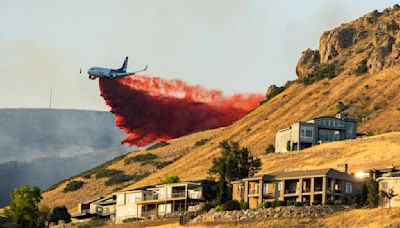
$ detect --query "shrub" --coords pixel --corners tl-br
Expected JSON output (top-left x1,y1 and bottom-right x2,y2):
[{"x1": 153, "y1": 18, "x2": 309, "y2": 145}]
[
  {"x1": 299, "y1": 62, "x2": 339, "y2": 85},
  {"x1": 263, "y1": 202, "x2": 271, "y2": 208},
  {"x1": 295, "y1": 202, "x2": 304, "y2": 206},
  {"x1": 123, "y1": 217, "x2": 142, "y2": 223},
  {"x1": 96, "y1": 169, "x2": 123, "y2": 179},
  {"x1": 223, "y1": 200, "x2": 240, "y2": 211},
  {"x1": 146, "y1": 141, "x2": 170, "y2": 150},
  {"x1": 355, "y1": 59, "x2": 368, "y2": 75},
  {"x1": 158, "y1": 175, "x2": 180, "y2": 185},
  {"x1": 49, "y1": 206, "x2": 71, "y2": 224},
  {"x1": 203, "y1": 201, "x2": 218, "y2": 212},
  {"x1": 63, "y1": 181, "x2": 84, "y2": 193},
  {"x1": 336, "y1": 101, "x2": 349, "y2": 113},
  {"x1": 240, "y1": 201, "x2": 249, "y2": 210},
  {"x1": 194, "y1": 138, "x2": 211, "y2": 147},
  {"x1": 264, "y1": 144, "x2": 275, "y2": 154},
  {"x1": 124, "y1": 153, "x2": 158, "y2": 165},
  {"x1": 215, "y1": 205, "x2": 224, "y2": 212},
  {"x1": 271, "y1": 200, "x2": 285, "y2": 208},
  {"x1": 105, "y1": 173, "x2": 133, "y2": 186}
]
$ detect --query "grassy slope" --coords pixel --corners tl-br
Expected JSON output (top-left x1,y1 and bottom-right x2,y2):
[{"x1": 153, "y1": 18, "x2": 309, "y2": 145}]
[
  {"x1": 126, "y1": 65, "x2": 400, "y2": 189},
  {"x1": 40, "y1": 128, "x2": 222, "y2": 211},
  {"x1": 41, "y1": 64, "x2": 400, "y2": 211}
]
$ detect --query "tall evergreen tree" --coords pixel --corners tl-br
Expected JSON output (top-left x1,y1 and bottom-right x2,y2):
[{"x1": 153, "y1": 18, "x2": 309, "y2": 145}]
[{"x1": 209, "y1": 140, "x2": 261, "y2": 204}]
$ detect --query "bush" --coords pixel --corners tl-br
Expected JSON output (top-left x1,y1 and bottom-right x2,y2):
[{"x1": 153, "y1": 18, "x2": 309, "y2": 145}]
[
  {"x1": 158, "y1": 175, "x2": 180, "y2": 185},
  {"x1": 295, "y1": 202, "x2": 304, "y2": 206},
  {"x1": 49, "y1": 206, "x2": 71, "y2": 224},
  {"x1": 299, "y1": 62, "x2": 339, "y2": 85},
  {"x1": 215, "y1": 205, "x2": 224, "y2": 212},
  {"x1": 105, "y1": 173, "x2": 133, "y2": 186},
  {"x1": 264, "y1": 144, "x2": 275, "y2": 154},
  {"x1": 146, "y1": 141, "x2": 170, "y2": 150},
  {"x1": 95, "y1": 169, "x2": 123, "y2": 179},
  {"x1": 223, "y1": 200, "x2": 240, "y2": 211},
  {"x1": 271, "y1": 200, "x2": 285, "y2": 208},
  {"x1": 240, "y1": 201, "x2": 249, "y2": 210},
  {"x1": 263, "y1": 202, "x2": 271, "y2": 208},
  {"x1": 123, "y1": 217, "x2": 142, "y2": 223},
  {"x1": 124, "y1": 153, "x2": 158, "y2": 165},
  {"x1": 63, "y1": 181, "x2": 84, "y2": 193},
  {"x1": 355, "y1": 59, "x2": 368, "y2": 75},
  {"x1": 194, "y1": 138, "x2": 211, "y2": 147}
]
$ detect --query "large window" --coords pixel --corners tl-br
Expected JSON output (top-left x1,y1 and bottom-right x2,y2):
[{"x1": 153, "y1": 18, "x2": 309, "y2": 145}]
[
  {"x1": 300, "y1": 126, "x2": 313, "y2": 139},
  {"x1": 319, "y1": 129, "x2": 342, "y2": 141}
]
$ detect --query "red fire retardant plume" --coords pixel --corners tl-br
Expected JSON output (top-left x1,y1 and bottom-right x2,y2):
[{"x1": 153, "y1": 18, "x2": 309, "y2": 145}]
[{"x1": 99, "y1": 76, "x2": 264, "y2": 146}]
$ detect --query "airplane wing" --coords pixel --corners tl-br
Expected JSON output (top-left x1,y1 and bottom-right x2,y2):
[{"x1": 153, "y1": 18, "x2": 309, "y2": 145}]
[{"x1": 115, "y1": 65, "x2": 148, "y2": 78}]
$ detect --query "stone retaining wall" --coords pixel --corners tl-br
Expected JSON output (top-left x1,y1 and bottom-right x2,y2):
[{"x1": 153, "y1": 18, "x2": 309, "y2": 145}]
[{"x1": 192, "y1": 205, "x2": 352, "y2": 223}]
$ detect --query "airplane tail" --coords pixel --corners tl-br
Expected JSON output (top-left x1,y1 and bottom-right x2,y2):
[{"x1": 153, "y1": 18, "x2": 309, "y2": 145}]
[{"x1": 119, "y1": 57, "x2": 128, "y2": 72}]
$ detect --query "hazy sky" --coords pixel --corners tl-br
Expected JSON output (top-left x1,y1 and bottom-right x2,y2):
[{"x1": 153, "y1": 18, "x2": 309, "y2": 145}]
[{"x1": 0, "y1": 0, "x2": 398, "y2": 111}]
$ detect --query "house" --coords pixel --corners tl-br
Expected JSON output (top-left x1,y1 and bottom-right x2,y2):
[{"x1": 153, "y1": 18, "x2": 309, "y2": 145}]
[
  {"x1": 231, "y1": 168, "x2": 362, "y2": 208},
  {"x1": 377, "y1": 171, "x2": 400, "y2": 208},
  {"x1": 114, "y1": 182, "x2": 204, "y2": 224},
  {"x1": 71, "y1": 195, "x2": 116, "y2": 221},
  {"x1": 275, "y1": 114, "x2": 357, "y2": 152}
]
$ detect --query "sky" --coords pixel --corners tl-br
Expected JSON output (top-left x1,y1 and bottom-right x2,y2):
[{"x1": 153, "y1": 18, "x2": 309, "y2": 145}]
[{"x1": 0, "y1": 0, "x2": 398, "y2": 111}]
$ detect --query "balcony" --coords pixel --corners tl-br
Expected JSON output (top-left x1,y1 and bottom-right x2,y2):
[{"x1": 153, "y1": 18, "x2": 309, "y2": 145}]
[
  {"x1": 136, "y1": 192, "x2": 186, "y2": 203},
  {"x1": 248, "y1": 189, "x2": 259, "y2": 196}
]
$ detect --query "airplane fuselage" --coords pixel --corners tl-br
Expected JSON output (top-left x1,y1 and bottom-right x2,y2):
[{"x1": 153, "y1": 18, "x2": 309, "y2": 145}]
[{"x1": 86, "y1": 57, "x2": 147, "y2": 80}]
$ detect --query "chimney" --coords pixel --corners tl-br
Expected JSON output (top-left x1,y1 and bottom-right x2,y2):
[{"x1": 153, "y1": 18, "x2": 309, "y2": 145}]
[{"x1": 337, "y1": 163, "x2": 348, "y2": 173}]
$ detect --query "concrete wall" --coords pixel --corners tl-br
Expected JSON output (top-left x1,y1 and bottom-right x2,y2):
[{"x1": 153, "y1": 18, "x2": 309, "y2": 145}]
[
  {"x1": 275, "y1": 128, "x2": 292, "y2": 152},
  {"x1": 379, "y1": 178, "x2": 400, "y2": 208},
  {"x1": 115, "y1": 192, "x2": 143, "y2": 223}
]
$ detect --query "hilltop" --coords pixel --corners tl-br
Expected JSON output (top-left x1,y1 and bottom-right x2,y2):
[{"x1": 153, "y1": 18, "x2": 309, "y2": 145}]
[{"x1": 40, "y1": 6, "x2": 400, "y2": 210}]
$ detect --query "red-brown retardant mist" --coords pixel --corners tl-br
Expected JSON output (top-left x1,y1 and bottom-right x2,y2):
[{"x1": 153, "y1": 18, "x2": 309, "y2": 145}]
[{"x1": 99, "y1": 76, "x2": 264, "y2": 146}]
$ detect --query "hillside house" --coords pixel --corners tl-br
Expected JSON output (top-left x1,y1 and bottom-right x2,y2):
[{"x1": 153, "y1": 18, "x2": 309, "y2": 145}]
[
  {"x1": 377, "y1": 171, "x2": 400, "y2": 208},
  {"x1": 114, "y1": 182, "x2": 204, "y2": 224},
  {"x1": 231, "y1": 168, "x2": 362, "y2": 208},
  {"x1": 275, "y1": 114, "x2": 357, "y2": 152},
  {"x1": 71, "y1": 195, "x2": 116, "y2": 221}
]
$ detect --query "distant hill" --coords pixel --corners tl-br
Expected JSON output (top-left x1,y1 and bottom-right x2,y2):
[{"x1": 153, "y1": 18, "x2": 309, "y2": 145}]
[
  {"x1": 0, "y1": 108, "x2": 130, "y2": 207},
  {"x1": 40, "y1": 5, "x2": 400, "y2": 211},
  {"x1": 0, "y1": 108, "x2": 126, "y2": 162}
]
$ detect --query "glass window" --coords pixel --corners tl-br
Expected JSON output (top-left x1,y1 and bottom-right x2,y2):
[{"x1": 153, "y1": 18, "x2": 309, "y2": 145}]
[{"x1": 345, "y1": 183, "x2": 353, "y2": 193}]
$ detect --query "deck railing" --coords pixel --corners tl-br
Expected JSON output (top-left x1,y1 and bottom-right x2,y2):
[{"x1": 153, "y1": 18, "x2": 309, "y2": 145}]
[{"x1": 136, "y1": 192, "x2": 186, "y2": 202}]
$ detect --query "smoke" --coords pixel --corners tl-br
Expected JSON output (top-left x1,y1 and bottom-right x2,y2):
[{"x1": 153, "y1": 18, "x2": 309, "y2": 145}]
[{"x1": 99, "y1": 76, "x2": 264, "y2": 146}]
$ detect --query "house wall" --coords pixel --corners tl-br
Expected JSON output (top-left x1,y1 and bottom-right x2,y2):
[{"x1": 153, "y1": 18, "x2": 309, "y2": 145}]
[
  {"x1": 379, "y1": 178, "x2": 400, "y2": 208},
  {"x1": 275, "y1": 128, "x2": 292, "y2": 153},
  {"x1": 115, "y1": 192, "x2": 143, "y2": 223}
]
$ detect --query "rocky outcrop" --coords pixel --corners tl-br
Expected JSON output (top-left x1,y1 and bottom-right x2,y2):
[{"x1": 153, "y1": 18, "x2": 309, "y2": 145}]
[
  {"x1": 296, "y1": 5, "x2": 400, "y2": 80},
  {"x1": 191, "y1": 205, "x2": 351, "y2": 223}
]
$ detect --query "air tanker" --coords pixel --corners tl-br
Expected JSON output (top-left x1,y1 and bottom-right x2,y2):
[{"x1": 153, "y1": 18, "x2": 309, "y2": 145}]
[{"x1": 84, "y1": 57, "x2": 148, "y2": 80}]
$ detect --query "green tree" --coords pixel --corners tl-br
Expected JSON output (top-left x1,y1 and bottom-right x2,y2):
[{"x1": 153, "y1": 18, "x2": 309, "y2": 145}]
[
  {"x1": 367, "y1": 179, "x2": 380, "y2": 208},
  {"x1": 209, "y1": 140, "x2": 262, "y2": 204},
  {"x1": 5, "y1": 185, "x2": 42, "y2": 228},
  {"x1": 265, "y1": 144, "x2": 275, "y2": 154},
  {"x1": 158, "y1": 175, "x2": 180, "y2": 185},
  {"x1": 49, "y1": 206, "x2": 71, "y2": 224}
]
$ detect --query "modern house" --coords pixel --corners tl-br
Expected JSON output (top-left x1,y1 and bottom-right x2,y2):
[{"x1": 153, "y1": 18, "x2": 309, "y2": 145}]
[
  {"x1": 72, "y1": 195, "x2": 116, "y2": 221},
  {"x1": 114, "y1": 182, "x2": 204, "y2": 224},
  {"x1": 275, "y1": 114, "x2": 357, "y2": 152},
  {"x1": 231, "y1": 168, "x2": 362, "y2": 208},
  {"x1": 377, "y1": 171, "x2": 400, "y2": 208}
]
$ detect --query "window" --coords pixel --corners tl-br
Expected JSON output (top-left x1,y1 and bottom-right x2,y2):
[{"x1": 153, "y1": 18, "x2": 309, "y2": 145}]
[
  {"x1": 345, "y1": 182, "x2": 353, "y2": 193},
  {"x1": 254, "y1": 183, "x2": 259, "y2": 194},
  {"x1": 263, "y1": 183, "x2": 269, "y2": 195},
  {"x1": 301, "y1": 126, "x2": 313, "y2": 139},
  {"x1": 278, "y1": 182, "x2": 283, "y2": 191},
  {"x1": 238, "y1": 184, "x2": 243, "y2": 194}
]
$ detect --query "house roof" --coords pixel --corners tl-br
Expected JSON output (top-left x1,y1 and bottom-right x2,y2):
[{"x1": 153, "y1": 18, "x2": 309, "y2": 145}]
[{"x1": 233, "y1": 168, "x2": 358, "y2": 183}]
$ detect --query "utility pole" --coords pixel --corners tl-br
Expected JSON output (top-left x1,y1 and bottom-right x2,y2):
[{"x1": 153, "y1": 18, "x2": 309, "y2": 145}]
[{"x1": 49, "y1": 87, "x2": 52, "y2": 109}]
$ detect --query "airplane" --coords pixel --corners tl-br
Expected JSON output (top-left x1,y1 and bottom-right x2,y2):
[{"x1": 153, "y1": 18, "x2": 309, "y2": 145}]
[{"x1": 85, "y1": 57, "x2": 148, "y2": 80}]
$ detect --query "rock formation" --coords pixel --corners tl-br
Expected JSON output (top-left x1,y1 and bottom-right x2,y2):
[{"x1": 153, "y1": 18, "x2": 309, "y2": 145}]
[{"x1": 297, "y1": 5, "x2": 400, "y2": 79}]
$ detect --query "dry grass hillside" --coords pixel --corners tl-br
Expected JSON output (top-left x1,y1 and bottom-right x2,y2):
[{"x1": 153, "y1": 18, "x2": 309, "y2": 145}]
[
  {"x1": 40, "y1": 128, "x2": 222, "y2": 210},
  {"x1": 40, "y1": 6, "x2": 400, "y2": 211}
]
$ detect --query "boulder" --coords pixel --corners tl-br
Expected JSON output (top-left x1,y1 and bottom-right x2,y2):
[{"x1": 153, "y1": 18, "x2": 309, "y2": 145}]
[{"x1": 296, "y1": 48, "x2": 321, "y2": 78}]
